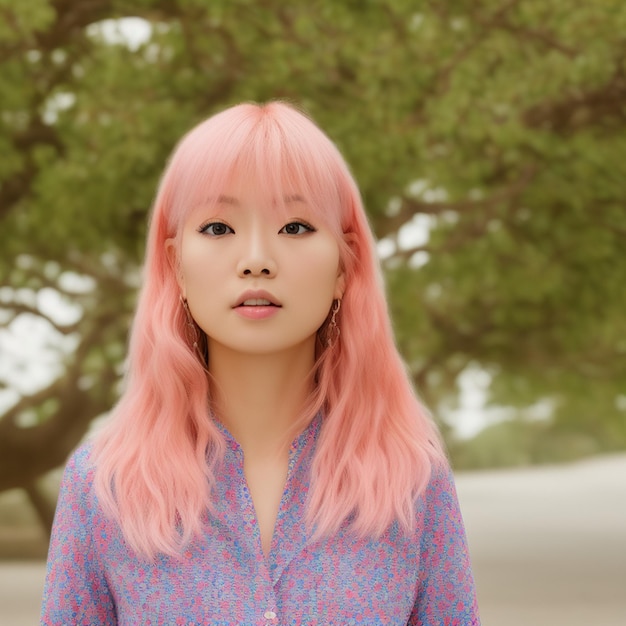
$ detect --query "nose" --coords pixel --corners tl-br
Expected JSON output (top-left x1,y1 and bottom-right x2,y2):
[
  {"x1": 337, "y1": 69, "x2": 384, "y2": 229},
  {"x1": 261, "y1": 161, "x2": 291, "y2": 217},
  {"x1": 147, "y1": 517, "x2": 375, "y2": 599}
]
[{"x1": 236, "y1": 231, "x2": 277, "y2": 278}]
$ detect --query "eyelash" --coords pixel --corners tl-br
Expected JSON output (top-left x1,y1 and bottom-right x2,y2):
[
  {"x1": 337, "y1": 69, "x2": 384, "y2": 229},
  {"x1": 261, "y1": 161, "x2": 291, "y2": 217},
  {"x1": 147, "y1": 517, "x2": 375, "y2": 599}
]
[
  {"x1": 279, "y1": 221, "x2": 316, "y2": 235},
  {"x1": 197, "y1": 221, "x2": 316, "y2": 236},
  {"x1": 198, "y1": 221, "x2": 233, "y2": 236}
]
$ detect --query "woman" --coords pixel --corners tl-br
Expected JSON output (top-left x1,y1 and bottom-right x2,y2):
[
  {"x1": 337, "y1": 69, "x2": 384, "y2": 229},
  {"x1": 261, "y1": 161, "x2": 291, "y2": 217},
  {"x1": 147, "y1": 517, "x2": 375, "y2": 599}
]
[{"x1": 41, "y1": 101, "x2": 480, "y2": 624}]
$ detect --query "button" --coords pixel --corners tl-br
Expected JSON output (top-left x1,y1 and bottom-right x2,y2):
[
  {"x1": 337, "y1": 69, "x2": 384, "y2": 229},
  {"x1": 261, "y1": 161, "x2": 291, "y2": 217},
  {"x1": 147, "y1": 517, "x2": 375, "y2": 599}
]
[{"x1": 264, "y1": 610, "x2": 276, "y2": 619}]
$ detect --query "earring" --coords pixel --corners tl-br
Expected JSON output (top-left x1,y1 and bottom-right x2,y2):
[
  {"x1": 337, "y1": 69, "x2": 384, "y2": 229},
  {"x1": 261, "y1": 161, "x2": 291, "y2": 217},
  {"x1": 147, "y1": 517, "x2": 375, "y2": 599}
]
[
  {"x1": 326, "y1": 299, "x2": 341, "y2": 348},
  {"x1": 180, "y1": 295, "x2": 208, "y2": 367}
]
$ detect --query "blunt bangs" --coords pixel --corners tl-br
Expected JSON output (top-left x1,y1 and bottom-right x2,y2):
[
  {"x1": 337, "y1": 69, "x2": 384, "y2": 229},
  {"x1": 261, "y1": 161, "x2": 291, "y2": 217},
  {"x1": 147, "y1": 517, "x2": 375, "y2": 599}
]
[{"x1": 161, "y1": 102, "x2": 352, "y2": 240}]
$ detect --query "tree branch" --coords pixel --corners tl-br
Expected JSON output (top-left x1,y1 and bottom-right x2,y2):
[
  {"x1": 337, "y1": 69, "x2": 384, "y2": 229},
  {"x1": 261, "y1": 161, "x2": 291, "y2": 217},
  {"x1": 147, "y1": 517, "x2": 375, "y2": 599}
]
[
  {"x1": 391, "y1": 223, "x2": 487, "y2": 263},
  {"x1": 0, "y1": 302, "x2": 80, "y2": 335},
  {"x1": 431, "y1": 0, "x2": 524, "y2": 94},
  {"x1": 378, "y1": 164, "x2": 538, "y2": 238},
  {"x1": 523, "y1": 70, "x2": 626, "y2": 133},
  {"x1": 496, "y1": 21, "x2": 578, "y2": 58},
  {"x1": 0, "y1": 307, "x2": 120, "y2": 491}
]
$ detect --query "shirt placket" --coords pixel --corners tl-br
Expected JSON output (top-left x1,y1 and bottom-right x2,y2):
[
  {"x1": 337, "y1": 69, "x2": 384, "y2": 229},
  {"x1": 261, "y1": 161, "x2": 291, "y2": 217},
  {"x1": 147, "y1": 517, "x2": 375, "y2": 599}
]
[
  {"x1": 258, "y1": 453, "x2": 307, "y2": 625},
  {"x1": 265, "y1": 416, "x2": 320, "y2": 622},
  {"x1": 233, "y1": 446, "x2": 281, "y2": 625},
  {"x1": 217, "y1": 415, "x2": 320, "y2": 626}
]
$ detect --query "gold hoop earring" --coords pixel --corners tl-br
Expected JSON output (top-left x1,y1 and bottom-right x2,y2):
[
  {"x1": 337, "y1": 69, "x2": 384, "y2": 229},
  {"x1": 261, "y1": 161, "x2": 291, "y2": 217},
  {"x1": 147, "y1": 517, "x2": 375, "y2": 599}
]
[{"x1": 326, "y1": 299, "x2": 341, "y2": 348}]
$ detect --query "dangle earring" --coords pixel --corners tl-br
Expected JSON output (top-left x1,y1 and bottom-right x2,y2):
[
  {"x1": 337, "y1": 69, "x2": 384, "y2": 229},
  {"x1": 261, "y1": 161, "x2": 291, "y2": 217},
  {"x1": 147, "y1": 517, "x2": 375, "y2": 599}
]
[
  {"x1": 326, "y1": 299, "x2": 341, "y2": 348},
  {"x1": 180, "y1": 295, "x2": 208, "y2": 368}
]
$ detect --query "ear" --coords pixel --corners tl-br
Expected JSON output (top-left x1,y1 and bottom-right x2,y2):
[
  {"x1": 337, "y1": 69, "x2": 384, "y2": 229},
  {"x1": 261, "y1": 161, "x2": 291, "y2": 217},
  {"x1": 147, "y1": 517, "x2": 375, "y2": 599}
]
[
  {"x1": 334, "y1": 268, "x2": 346, "y2": 301},
  {"x1": 334, "y1": 231, "x2": 356, "y2": 300},
  {"x1": 165, "y1": 237, "x2": 186, "y2": 298}
]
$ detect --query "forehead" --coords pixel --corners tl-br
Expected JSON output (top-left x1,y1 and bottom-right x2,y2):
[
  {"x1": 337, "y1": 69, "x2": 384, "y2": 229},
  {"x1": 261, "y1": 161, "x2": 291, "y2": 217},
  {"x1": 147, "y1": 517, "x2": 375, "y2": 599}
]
[
  {"x1": 165, "y1": 121, "x2": 348, "y2": 237},
  {"x1": 183, "y1": 174, "x2": 327, "y2": 224}
]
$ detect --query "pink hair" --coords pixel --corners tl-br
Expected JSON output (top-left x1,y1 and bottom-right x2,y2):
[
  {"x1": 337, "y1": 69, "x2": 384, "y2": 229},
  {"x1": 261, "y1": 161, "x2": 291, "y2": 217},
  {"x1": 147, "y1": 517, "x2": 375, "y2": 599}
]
[{"x1": 91, "y1": 101, "x2": 446, "y2": 559}]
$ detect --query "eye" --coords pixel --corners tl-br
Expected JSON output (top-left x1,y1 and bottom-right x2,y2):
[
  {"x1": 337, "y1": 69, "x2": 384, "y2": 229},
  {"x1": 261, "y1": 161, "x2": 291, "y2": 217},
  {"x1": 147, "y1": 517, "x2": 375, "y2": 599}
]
[
  {"x1": 198, "y1": 221, "x2": 234, "y2": 236},
  {"x1": 279, "y1": 221, "x2": 316, "y2": 235}
]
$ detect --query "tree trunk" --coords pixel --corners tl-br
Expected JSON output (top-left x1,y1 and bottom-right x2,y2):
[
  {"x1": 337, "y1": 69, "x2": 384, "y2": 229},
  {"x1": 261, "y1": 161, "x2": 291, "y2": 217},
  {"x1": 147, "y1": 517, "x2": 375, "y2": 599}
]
[{"x1": 23, "y1": 482, "x2": 56, "y2": 539}]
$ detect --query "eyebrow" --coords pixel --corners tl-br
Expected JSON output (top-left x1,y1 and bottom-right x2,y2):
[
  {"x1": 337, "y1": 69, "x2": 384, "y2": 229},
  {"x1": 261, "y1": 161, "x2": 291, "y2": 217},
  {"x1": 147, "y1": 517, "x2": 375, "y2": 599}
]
[
  {"x1": 216, "y1": 195, "x2": 239, "y2": 205},
  {"x1": 284, "y1": 194, "x2": 306, "y2": 203},
  {"x1": 216, "y1": 194, "x2": 307, "y2": 205}
]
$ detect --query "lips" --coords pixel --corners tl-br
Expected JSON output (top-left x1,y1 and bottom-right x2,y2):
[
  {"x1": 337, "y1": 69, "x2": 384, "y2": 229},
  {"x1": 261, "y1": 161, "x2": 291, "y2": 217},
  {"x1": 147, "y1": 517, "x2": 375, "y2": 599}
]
[{"x1": 233, "y1": 290, "x2": 282, "y2": 308}]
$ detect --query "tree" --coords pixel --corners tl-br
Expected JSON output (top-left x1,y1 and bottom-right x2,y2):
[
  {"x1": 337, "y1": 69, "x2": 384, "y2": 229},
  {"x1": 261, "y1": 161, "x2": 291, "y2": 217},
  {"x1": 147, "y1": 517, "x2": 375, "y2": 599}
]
[{"x1": 1, "y1": 0, "x2": 625, "y2": 533}]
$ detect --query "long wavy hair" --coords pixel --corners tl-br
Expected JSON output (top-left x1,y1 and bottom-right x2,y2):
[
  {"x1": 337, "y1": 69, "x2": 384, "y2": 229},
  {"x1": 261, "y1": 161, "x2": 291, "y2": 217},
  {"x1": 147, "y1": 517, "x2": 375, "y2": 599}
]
[{"x1": 91, "y1": 101, "x2": 446, "y2": 559}]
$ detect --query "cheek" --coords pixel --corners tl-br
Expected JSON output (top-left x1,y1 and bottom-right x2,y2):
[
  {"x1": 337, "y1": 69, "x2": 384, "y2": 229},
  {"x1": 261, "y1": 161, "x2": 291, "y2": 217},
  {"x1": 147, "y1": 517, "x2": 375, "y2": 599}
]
[
  {"x1": 179, "y1": 238, "x2": 221, "y2": 290},
  {"x1": 299, "y1": 243, "x2": 341, "y2": 295}
]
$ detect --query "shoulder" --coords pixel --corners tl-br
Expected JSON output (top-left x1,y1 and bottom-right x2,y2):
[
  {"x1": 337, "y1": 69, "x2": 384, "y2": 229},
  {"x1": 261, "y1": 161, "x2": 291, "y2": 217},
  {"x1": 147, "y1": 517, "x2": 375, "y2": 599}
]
[
  {"x1": 62, "y1": 441, "x2": 95, "y2": 482},
  {"x1": 426, "y1": 458, "x2": 457, "y2": 497},
  {"x1": 417, "y1": 458, "x2": 464, "y2": 526},
  {"x1": 56, "y1": 441, "x2": 99, "y2": 513}
]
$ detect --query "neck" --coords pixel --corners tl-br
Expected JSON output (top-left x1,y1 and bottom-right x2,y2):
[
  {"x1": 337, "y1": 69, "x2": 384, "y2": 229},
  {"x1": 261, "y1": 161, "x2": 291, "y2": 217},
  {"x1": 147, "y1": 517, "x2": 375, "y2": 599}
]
[{"x1": 208, "y1": 341, "x2": 316, "y2": 459}]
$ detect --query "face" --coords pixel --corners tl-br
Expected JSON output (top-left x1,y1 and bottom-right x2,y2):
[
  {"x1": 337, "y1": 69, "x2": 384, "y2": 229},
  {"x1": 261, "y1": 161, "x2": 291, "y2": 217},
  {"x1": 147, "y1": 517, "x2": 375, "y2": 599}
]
[{"x1": 168, "y1": 181, "x2": 345, "y2": 362}]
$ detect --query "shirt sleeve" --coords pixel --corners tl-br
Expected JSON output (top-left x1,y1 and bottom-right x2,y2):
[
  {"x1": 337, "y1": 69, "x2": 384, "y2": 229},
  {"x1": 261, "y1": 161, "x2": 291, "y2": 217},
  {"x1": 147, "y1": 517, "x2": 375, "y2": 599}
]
[
  {"x1": 40, "y1": 446, "x2": 116, "y2": 625},
  {"x1": 408, "y1": 463, "x2": 481, "y2": 626}
]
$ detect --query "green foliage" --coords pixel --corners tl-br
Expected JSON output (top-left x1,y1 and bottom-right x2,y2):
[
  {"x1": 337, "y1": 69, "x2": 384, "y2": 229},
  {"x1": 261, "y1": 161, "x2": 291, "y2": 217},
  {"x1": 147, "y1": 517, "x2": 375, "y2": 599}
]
[{"x1": 1, "y1": 0, "x2": 625, "y2": 475}]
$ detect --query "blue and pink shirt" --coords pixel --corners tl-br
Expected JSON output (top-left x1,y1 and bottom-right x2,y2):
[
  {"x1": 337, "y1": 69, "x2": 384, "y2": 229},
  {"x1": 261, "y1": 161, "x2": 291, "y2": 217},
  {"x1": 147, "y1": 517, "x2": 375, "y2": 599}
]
[{"x1": 42, "y1": 416, "x2": 480, "y2": 625}]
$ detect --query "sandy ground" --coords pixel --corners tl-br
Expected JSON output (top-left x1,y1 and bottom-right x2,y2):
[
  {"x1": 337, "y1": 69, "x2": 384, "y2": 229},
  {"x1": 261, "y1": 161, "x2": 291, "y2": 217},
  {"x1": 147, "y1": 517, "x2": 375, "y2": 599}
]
[
  {"x1": 1, "y1": 454, "x2": 625, "y2": 625},
  {"x1": 456, "y1": 453, "x2": 626, "y2": 625}
]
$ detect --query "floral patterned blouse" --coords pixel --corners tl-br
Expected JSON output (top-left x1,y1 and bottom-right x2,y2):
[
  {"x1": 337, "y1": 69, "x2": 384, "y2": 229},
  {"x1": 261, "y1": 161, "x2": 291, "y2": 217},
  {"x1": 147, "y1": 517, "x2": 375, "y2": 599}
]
[{"x1": 41, "y1": 416, "x2": 480, "y2": 625}]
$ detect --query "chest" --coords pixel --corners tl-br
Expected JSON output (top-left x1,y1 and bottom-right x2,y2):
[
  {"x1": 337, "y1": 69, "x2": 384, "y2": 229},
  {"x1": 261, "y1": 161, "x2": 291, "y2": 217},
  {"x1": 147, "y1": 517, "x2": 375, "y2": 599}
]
[
  {"x1": 244, "y1": 455, "x2": 289, "y2": 557},
  {"x1": 104, "y1": 524, "x2": 420, "y2": 625}
]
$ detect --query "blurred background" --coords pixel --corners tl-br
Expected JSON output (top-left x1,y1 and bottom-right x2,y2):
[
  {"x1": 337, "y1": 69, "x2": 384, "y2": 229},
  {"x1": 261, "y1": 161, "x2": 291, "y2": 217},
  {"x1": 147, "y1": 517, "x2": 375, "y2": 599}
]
[{"x1": 1, "y1": 1, "x2": 625, "y2": 624}]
